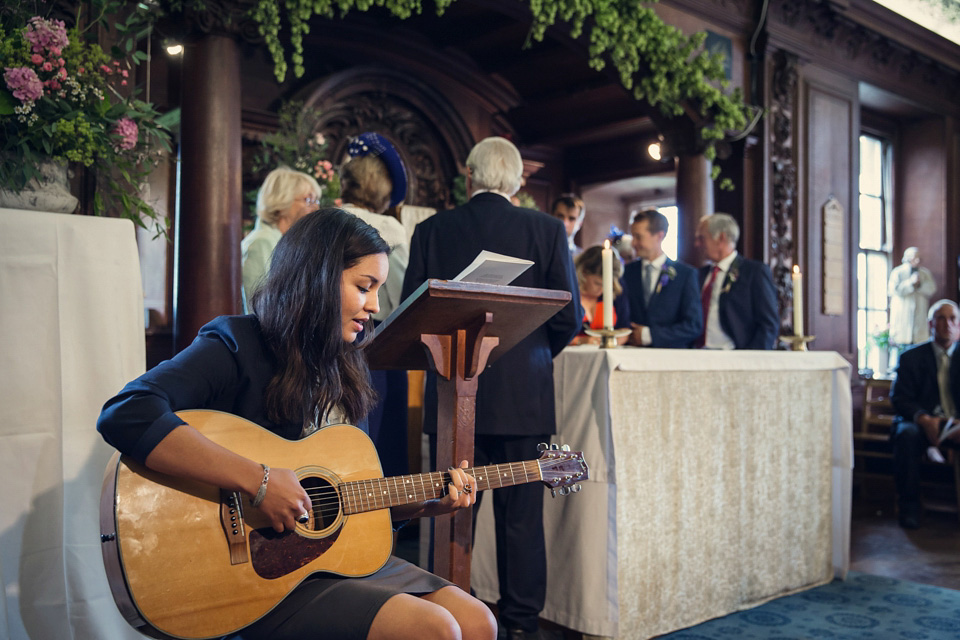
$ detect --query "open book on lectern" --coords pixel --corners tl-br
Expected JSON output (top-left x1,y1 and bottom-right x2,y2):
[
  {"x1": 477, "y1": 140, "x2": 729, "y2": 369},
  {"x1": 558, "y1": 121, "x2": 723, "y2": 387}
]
[{"x1": 453, "y1": 250, "x2": 533, "y2": 286}]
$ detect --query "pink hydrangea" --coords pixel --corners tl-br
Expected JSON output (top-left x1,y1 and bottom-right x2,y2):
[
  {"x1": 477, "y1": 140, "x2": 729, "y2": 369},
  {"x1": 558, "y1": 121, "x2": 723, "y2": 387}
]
[
  {"x1": 4, "y1": 67, "x2": 43, "y2": 102},
  {"x1": 112, "y1": 117, "x2": 139, "y2": 150},
  {"x1": 23, "y1": 17, "x2": 69, "y2": 56}
]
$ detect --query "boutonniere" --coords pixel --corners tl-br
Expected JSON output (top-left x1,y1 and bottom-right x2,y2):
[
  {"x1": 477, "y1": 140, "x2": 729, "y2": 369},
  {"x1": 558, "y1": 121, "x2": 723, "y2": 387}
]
[
  {"x1": 654, "y1": 265, "x2": 678, "y2": 295},
  {"x1": 720, "y1": 266, "x2": 739, "y2": 294}
]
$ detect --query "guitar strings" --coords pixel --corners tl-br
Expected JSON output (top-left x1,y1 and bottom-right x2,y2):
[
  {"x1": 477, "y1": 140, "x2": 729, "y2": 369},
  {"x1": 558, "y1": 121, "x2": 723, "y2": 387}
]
[{"x1": 291, "y1": 459, "x2": 582, "y2": 511}]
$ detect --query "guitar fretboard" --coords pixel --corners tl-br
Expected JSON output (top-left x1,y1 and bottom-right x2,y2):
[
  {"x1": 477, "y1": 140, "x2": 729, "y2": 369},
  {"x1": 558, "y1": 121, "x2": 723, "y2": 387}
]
[{"x1": 340, "y1": 461, "x2": 542, "y2": 515}]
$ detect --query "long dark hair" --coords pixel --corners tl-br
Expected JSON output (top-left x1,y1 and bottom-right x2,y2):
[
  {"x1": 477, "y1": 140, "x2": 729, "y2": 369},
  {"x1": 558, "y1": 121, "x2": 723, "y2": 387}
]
[{"x1": 251, "y1": 208, "x2": 390, "y2": 428}]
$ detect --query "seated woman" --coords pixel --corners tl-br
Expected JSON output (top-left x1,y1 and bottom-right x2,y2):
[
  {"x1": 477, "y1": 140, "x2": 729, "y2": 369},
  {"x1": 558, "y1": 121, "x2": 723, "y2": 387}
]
[
  {"x1": 570, "y1": 245, "x2": 631, "y2": 346},
  {"x1": 98, "y1": 209, "x2": 497, "y2": 640},
  {"x1": 241, "y1": 167, "x2": 322, "y2": 312}
]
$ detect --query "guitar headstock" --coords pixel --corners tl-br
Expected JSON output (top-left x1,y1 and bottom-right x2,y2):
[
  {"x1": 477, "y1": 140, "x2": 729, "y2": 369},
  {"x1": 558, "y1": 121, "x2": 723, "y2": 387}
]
[{"x1": 536, "y1": 443, "x2": 589, "y2": 497}]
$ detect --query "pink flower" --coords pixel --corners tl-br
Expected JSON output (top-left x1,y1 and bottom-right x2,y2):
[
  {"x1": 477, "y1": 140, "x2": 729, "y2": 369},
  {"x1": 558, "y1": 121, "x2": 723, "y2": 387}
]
[
  {"x1": 31, "y1": 54, "x2": 43, "y2": 65},
  {"x1": 334, "y1": 198, "x2": 343, "y2": 207},
  {"x1": 3, "y1": 66, "x2": 43, "y2": 102},
  {"x1": 57, "y1": 58, "x2": 65, "y2": 67},
  {"x1": 120, "y1": 80, "x2": 127, "y2": 86},
  {"x1": 23, "y1": 17, "x2": 69, "y2": 56},
  {"x1": 78, "y1": 67, "x2": 85, "y2": 74},
  {"x1": 57, "y1": 68, "x2": 67, "y2": 80},
  {"x1": 100, "y1": 64, "x2": 111, "y2": 74},
  {"x1": 112, "y1": 117, "x2": 139, "y2": 150},
  {"x1": 121, "y1": 70, "x2": 128, "y2": 78},
  {"x1": 42, "y1": 62, "x2": 53, "y2": 72}
]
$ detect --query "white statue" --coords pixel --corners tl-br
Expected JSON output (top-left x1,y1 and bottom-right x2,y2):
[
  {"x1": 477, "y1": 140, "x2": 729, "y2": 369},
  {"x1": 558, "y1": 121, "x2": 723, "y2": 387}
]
[{"x1": 888, "y1": 247, "x2": 936, "y2": 346}]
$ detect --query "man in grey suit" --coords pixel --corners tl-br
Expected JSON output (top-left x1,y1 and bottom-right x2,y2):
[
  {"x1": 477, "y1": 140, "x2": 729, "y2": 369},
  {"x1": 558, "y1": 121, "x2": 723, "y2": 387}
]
[{"x1": 402, "y1": 137, "x2": 580, "y2": 640}]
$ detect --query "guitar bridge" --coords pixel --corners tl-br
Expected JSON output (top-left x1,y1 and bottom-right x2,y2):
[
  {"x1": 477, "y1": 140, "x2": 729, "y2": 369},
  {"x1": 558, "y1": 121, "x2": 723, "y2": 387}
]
[{"x1": 220, "y1": 490, "x2": 249, "y2": 565}]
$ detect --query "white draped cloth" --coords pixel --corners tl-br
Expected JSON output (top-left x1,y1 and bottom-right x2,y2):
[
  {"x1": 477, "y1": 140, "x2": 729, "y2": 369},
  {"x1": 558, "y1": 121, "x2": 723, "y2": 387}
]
[
  {"x1": 0, "y1": 208, "x2": 146, "y2": 640},
  {"x1": 472, "y1": 347, "x2": 852, "y2": 639}
]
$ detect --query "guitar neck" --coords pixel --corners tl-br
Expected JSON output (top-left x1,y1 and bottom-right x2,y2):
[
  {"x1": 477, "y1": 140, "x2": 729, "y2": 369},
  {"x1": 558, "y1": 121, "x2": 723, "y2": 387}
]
[{"x1": 340, "y1": 461, "x2": 541, "y2": 515}]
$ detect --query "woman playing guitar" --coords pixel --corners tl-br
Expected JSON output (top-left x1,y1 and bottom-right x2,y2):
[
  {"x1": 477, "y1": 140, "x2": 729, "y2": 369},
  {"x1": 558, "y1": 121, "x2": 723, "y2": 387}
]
[{"x1": 97, "y1": 208, "x2": 496, "y2": 640}]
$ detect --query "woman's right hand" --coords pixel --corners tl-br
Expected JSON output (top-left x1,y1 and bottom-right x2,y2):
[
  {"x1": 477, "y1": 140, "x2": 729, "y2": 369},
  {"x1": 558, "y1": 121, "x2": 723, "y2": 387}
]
[{"x1": 256, "y1": 467, "x2": 312, "y2": 533}]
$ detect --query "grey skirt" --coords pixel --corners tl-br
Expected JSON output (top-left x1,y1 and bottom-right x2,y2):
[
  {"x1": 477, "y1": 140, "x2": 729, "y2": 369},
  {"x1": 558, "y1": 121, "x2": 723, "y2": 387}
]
[{"x1": 231, "y1": 556, "x2": 452, "y2": 640}]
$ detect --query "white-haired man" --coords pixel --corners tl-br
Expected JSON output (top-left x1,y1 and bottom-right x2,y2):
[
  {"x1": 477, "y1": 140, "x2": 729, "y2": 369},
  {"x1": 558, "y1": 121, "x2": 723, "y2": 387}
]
[
  {"x1": 694, "y1": 213, "x2": 779, "y2": 350},
  {"x1": 402, "y1": 137, "x2": 580, "y2": 640},
  {"x1": 890, "y1": 299, "x2": 960, "y2": 529}
]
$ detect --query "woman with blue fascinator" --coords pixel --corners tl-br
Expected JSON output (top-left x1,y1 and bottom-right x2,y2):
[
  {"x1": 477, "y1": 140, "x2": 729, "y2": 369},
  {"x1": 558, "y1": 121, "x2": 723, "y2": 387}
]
[{"x1": 339, "y1": 132, "x2": 412, "y2": 478}]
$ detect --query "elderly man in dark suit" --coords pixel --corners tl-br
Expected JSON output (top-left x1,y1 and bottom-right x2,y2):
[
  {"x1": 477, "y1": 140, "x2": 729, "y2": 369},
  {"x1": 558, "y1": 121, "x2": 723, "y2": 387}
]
[
  {"x1": 624, "y1": 209, "x2": 702, "y2": 347},
  {"x1": 890, "y1": 299, "x2": 960, "y2": 529},
  {"x1": 401, "y1": 136, "x2": 580, "y2": 640},
  {"x1": 694, "y1": 213, "x2": 779, "y2": 349}
]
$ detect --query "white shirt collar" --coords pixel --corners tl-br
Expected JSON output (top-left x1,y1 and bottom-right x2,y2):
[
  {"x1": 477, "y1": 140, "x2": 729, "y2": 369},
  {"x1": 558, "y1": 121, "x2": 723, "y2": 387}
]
[
  {"x1": 715, "y1": 250, "x2": 738, "y2": 272},
  {"x1": 471, "y1": 189, "x2": 512, "y2": 202}
]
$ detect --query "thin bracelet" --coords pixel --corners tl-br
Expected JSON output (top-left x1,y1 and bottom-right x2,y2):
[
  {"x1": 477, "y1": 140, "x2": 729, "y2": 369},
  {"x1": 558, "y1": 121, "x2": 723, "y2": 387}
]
[{"x1": 252, "y1": 463, "x2": 270, "y2": 508}]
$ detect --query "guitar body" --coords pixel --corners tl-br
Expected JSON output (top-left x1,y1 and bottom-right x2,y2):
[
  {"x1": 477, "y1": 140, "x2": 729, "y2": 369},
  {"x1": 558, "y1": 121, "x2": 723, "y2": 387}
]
[{"x1": 101, "y1": 410, "x2": 394, "y2": 640}]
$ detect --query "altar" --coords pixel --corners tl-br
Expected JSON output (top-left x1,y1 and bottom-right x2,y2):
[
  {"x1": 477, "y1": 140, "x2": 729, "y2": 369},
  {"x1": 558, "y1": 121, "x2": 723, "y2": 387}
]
[{"x1": 471, "y1": 346, "x2": 852, "y2": 639}]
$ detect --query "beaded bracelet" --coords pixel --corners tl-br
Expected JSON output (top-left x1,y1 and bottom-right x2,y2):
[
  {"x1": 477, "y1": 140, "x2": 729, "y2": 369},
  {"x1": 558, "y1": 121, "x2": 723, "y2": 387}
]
[{"x1": 252, "y1": 463, "x2": 270, "y2": 508}]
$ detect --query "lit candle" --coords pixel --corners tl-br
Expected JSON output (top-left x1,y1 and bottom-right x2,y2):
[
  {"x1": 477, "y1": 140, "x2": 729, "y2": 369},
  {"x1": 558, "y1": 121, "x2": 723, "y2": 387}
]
[
  {"x1": 602, "y1": 240, "x2": 614, "y2": 330},
  {"x1": 792, "y1": 265, "x2": 803, "y2": 337}
]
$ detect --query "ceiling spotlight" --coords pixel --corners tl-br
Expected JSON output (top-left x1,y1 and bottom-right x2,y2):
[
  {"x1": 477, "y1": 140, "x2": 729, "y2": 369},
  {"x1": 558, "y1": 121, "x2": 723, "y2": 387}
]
[
  {"x1": 165, "y1": 43, "x2": 183, "y2": 56},
  {"x1": 647, "y1": 142, "x2": 662, "y2": 161}
]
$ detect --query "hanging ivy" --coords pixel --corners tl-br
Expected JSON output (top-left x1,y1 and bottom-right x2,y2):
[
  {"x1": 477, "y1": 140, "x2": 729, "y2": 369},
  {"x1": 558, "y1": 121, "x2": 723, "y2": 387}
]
[{"x1": 250, "y1": 0, "x2": 748, "y2": 172}]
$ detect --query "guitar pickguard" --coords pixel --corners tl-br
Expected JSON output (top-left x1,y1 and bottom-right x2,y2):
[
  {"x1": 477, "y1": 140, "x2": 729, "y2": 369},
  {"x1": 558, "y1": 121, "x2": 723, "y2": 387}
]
[{"x1": 249, "y1": 526, "x2": 343, "y2": 579}]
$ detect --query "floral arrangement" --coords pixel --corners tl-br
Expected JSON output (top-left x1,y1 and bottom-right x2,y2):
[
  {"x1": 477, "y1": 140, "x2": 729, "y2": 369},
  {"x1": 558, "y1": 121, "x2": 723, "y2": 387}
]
[
  {"x1": 0, "y1": 11, "x2": 172, "y2": 231},
  {"x1": 248, "y1": 100, "x2": 340, "y2": 207},
  {"x1": 720, "y1": 263, "x2": 738, "y2": 294}
]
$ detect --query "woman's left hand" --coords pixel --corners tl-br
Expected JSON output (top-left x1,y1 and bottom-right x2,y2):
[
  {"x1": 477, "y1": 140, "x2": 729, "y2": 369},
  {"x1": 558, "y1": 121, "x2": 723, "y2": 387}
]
[{"x1": 393, "y1": 460, "x2": 478, "y2": 521}]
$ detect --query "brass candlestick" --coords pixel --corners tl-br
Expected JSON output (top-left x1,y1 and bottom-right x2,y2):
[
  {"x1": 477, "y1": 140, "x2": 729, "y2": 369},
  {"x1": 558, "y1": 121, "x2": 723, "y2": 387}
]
[
  {"x1": 584, "y1": 327, "x2": 631, "y2": 349},
  {"x1": 779, "y1": 335, "x2": 815, "y2": 351}
]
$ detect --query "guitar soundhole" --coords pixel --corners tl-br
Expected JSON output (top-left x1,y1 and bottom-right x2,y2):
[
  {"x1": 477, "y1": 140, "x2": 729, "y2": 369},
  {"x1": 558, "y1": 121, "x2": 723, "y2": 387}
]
[{"x1": 301, "y1": 476, "x2": 341, "y2": 530}]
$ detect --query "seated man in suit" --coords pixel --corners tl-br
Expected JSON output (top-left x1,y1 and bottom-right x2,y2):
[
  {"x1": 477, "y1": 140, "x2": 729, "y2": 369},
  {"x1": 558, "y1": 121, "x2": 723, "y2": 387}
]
[
  {"x1": 695, "y1": 213, "x2": 779, "y2": 349},
  {"x1": 624, "y1": 209, "x2": 702, "y2": 347},
  {"x1": 890, "y1": 299, "x2": 960, "y2": 529}
]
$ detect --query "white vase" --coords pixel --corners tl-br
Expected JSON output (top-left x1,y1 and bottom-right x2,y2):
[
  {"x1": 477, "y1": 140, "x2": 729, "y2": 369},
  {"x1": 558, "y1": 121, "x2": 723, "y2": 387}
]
[{"x1": 0, "y1": 160, "x2": 78, "y2": 214}]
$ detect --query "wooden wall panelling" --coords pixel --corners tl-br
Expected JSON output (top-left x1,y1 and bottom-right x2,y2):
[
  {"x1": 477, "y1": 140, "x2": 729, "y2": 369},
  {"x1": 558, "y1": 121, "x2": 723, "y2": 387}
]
[
  {"x1": 802, "y1": 64, "x2": 859, "y2": 359},
  {"x1": 897, "y1": 118, "x2": 949, "y2": 301}
]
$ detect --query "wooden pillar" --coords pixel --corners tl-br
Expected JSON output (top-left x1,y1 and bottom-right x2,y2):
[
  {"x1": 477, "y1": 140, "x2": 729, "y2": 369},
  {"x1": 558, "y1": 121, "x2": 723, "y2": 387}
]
[
  {"x1": 676, "y1": 153, "x2": 713, "y2": 266},
  {"x1": 175, "y1": 33, "x2": 242, "y2": 352}
]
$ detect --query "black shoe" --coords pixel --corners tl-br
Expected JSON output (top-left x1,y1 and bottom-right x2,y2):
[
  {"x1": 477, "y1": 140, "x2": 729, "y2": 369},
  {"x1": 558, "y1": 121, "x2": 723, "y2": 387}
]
[{"x1": 898, "y1": 513, "x2": 920, "y2": 529}]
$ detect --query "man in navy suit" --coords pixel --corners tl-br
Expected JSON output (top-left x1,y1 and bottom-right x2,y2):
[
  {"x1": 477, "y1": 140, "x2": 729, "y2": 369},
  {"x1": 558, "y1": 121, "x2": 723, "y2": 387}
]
[
  {"x1": 695, "y1": 213, "x2": 779, "y2": 349},
  {"x1": 402, "y1": 136, "x2": 580, "y2": 640},
  {"x1": 624, "y1": 209, "x2": 702, "y2": 347},
  {"x1": 890, "y1": 299, "x2": 960, "y2": 529}
]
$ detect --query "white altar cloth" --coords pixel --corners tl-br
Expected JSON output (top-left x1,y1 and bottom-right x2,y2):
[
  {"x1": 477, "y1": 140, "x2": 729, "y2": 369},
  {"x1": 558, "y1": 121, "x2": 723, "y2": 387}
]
[
  {"x1": 471, "y1": 347, "x2": 852, "y2": 639},
  {"x1": 0, "y1": 208, "x2": 146, "y2": 640}
]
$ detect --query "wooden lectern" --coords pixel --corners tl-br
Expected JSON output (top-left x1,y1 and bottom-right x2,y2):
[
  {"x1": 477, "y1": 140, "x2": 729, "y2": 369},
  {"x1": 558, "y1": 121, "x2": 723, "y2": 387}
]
[{"x1": 366, "y1": 279, "x2": 572, "y2": 589}]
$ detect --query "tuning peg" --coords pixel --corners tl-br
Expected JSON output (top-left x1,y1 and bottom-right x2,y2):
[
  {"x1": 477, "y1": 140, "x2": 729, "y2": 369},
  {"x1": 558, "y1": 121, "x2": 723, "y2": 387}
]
[
  {"x1": 537, "y1": 442, "x2": 548, "y2": 452},
  {"x1": 560, "y1": 486, "x2": 571, "y2": 496},
  {"x1": 572, "y1": 484, "x2": 582, "y2": 493},
  {"x1": 550, "y1": 488, "x2": 558, "y2": 498},
  {"x1": 561, "y1": 444, "x2": 571, "y2": 451},
  {"x1": 550, "y1": 443, "x2": 560, "y2": 450}
]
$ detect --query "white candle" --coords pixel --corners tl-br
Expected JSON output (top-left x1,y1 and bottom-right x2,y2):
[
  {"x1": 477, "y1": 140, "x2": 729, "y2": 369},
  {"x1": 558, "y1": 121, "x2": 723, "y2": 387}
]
[
  {"x1": 602, "y1": 240, "x2": 614, "y2": 330},
  {"x1": 792, "y1": 265, "x2": 803, "y2": 337}
]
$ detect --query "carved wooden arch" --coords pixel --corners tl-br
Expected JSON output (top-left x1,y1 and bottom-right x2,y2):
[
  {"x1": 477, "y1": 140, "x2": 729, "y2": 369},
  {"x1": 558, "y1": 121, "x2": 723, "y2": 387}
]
[{"x1": 301, "y1": 67, "x2": 474, "y2": 211}]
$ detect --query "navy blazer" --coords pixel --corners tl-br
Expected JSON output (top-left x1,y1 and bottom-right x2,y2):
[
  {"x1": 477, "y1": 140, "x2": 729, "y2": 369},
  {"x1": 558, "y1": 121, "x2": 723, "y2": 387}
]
[
  {"x1": 891, "y1": 340, "x2": 960, "y2": 425},
  {"x1": 623, "y1": 258, "x2": 701, "y2": 348},
  {"x1": 401, "y1": 193, "x2": 581, "y2": 437},
  {"x1": 699, "y1": 255, "x2": 779, "y2": 350}
]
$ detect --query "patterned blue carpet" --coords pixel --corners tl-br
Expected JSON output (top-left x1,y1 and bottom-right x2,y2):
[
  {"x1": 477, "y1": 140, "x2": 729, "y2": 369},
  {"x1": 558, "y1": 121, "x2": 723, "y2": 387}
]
[{"x1": 659, "y1": 572, "x2": 960, "y2": 639}]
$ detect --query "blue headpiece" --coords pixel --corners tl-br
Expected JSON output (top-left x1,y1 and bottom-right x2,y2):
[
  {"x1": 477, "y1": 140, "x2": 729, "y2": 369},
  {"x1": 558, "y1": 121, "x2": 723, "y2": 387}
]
[{"x1": 347, "y1": 132, "x2": 408, "y2": 207}]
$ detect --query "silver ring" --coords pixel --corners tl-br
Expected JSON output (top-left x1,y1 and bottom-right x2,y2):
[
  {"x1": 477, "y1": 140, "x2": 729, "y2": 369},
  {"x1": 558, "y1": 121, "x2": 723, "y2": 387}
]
[
  {"x1": 298, "y1": 512, "x2": 310, "y2": 523},
  {"x1": 462, "y1": 484, "x2": 472, "y2": 494}
]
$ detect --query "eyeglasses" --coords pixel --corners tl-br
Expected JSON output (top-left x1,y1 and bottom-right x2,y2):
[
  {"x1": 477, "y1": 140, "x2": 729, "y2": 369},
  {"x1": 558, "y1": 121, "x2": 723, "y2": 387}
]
[{"x1": 303, "y1": 195, "x2": 321, "y2": 206}]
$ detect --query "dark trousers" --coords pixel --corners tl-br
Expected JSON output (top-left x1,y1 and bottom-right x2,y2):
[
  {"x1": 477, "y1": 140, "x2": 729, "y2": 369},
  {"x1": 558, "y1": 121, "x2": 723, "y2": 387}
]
[
  {"x1": 892, "y1": 420, "x2": 926, "y2": 515},
  {"x1": 429, "y1": 433, "x2": 548, "y2": 632}
]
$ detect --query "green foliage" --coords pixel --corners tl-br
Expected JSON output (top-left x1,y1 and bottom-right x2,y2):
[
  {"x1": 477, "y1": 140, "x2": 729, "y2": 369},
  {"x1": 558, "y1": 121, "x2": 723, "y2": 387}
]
[
  {"x1": 0, "y1": 2, "x2": 174, "y2": 234},
  {"x1": 250, "y1": 0, "x2": 749, "y2": 183},
  {"x1": 248, "y1": 100, "x2": 341, "y2": 206}
]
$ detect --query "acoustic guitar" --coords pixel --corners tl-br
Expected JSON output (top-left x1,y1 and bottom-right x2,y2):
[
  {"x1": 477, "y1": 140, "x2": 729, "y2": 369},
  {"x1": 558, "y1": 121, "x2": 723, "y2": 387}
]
[{"x1": 99, "y1": 409, "x2": 588, "y2": 640}]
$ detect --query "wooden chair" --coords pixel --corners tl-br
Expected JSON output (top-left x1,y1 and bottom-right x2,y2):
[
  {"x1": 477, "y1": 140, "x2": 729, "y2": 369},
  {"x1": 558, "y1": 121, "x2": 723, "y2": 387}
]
[{"x1": 853, "y1": 378, "x2": 896, "y2": 495}]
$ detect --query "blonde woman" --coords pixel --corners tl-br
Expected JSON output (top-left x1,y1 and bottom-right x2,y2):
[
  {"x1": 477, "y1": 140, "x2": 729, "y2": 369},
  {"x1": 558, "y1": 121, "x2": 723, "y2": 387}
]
[{"x1": 241, "y1": 167, "x2": 323, "y2": 312}]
